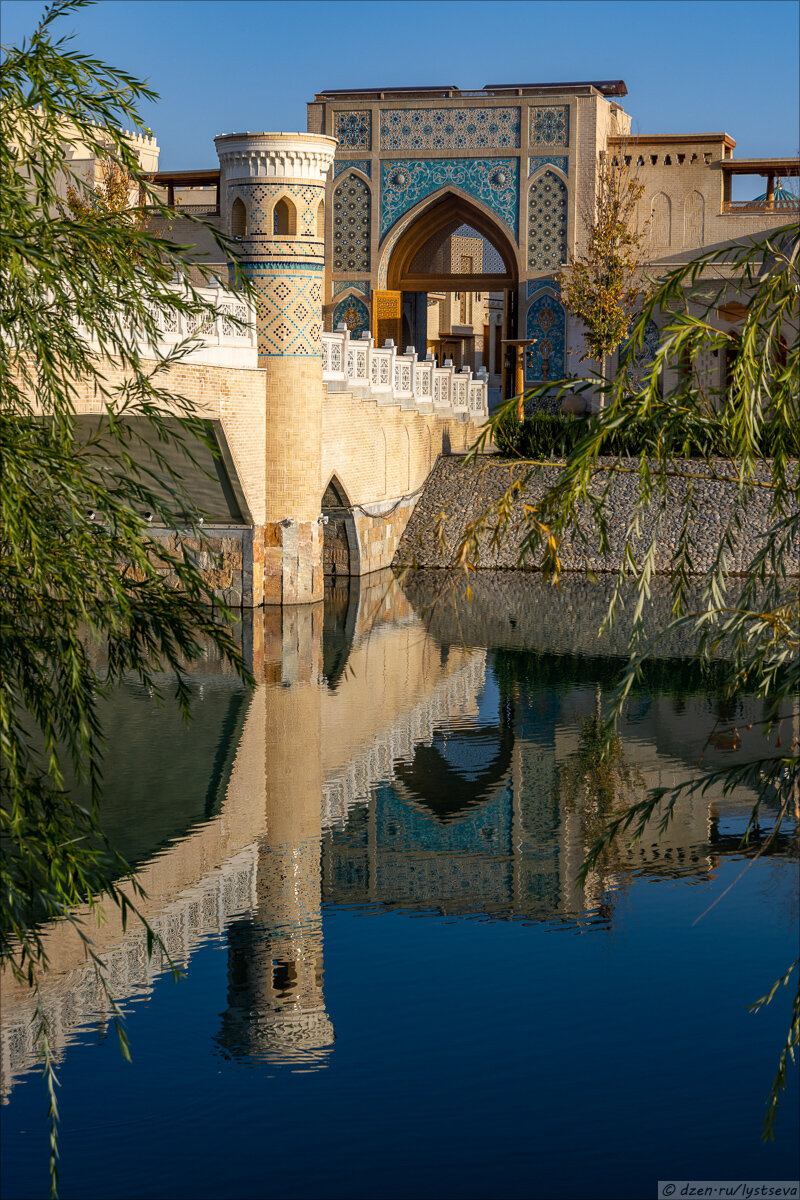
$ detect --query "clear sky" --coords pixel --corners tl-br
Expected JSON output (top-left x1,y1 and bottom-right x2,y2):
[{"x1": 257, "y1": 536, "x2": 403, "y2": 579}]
[{"x1": 2, "y1": 0, "x2": 798, "y2": 175}]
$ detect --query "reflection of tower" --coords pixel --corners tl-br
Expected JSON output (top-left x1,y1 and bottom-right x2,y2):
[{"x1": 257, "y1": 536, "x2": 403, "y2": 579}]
[
  {"x1": 215, "y1": 132, "x2": 337, "y2": 605},
  {"x1": 217, "y1": 606, "x2": 334, "y2": 1067}
]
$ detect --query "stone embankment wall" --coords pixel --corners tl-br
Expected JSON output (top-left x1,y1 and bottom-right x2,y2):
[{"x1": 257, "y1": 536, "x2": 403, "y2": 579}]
[
  {"x1": 147, "y1": 527, "x2": 253, "y2": 609},
  {"x1": 400, "y1": 571, "x2": 746, "y2": 662},
  {"x1": 395, "y1": 455, "x2": 799, "y2": 577}
]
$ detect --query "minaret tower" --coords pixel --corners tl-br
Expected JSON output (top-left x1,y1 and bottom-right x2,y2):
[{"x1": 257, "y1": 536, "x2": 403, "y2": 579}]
[{"x1": 215, "y1": 132, "x2": 337, "y2": 604}]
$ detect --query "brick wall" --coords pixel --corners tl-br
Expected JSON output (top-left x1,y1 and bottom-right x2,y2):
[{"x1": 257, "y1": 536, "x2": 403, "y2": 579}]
[{"x1": 60, "y1": 355, "x2": 490, "y2": 603}]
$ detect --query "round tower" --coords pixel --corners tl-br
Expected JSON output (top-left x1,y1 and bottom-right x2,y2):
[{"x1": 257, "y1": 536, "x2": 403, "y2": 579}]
[{"x1": 215, "y1": 132, "x2": 337, "y2": 605}]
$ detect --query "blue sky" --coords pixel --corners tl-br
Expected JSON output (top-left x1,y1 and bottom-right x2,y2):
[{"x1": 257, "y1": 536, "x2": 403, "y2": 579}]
[{"x1": 2, "y1": 0, "x2": 798, "y2": 176}]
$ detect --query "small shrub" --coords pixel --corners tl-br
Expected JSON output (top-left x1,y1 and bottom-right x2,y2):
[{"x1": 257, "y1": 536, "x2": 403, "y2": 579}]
[{"x1": 495, "y1": 410, "x2": 797, "y2": 460}]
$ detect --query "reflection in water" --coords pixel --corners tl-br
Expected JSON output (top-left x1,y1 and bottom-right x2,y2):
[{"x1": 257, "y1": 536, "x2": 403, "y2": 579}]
[
  {"x1": 217, "y1": 840, "x2": 333, "y2": 1069},
  {"x1": 1, "y1": 571, "x2": 797, "y2": 1101}
]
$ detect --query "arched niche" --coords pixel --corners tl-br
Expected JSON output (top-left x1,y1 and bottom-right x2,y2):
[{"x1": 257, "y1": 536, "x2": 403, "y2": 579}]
[
  {"x1": 231, "y1": 197, "x2": 247, "y2": 239},
  {"x1": 273, "y1": 196, "x2": 297, "y2": 236},
  {"x1": 331, "y1": 293, "x2": 370, "y2": 340},
  {"x1": 525, "y1": 289, "x2": 566, "y2": 384},
  {"x1": 332, "y1": 172, "x2": 371, "y2": 272},
  {"x1": 527, "y1": 168, "x2": 568, "y2": 272},
  {"x1": 684, "y1": 190, "x2": 704, "y2": 247},
  {"x1": 651, "y1": 192, "x2": 671, "y2": 246},
  {"x1": 618, "y1": 319, "x2": 660, "y2": 391},
  {"x1": 317, "y1": 199, "x2": 325, "y2": 240}
]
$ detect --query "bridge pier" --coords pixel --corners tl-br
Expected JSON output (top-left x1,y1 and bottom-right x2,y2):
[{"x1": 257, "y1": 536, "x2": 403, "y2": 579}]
[{"x1": 215, "y1": 132, "x2": 337, "y2": 604}]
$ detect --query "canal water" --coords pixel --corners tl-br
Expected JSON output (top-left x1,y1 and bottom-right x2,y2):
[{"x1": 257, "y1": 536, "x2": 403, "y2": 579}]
[{"x1": 1, "y1": 572, "x2": 798, "y2": 1199}]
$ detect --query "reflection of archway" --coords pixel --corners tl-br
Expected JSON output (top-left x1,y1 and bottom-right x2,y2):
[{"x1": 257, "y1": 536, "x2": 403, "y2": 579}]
[
  {"x1": 393, "y1": 705, "x2": 515, "y2": 821},
  {"x1": 322, "y1": 572, "x2": 361, "y2": 691},
  {"x1": 385, "y1": 190, "x2": 518, "y2": 292}
]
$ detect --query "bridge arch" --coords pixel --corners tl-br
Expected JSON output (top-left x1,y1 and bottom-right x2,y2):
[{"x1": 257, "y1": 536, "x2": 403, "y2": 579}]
[{"x1": 321, "y1": 473, "x2": 361, "y2": 579}]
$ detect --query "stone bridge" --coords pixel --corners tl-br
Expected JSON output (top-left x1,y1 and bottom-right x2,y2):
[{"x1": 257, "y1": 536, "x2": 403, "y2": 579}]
[{"x1": 66, "y1": 133, "x2": 489, "y2": 608}]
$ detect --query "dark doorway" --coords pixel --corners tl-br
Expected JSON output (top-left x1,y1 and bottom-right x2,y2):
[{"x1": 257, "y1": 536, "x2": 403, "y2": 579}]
[{"x1": 322, "y1": 476, "x2": 358, "y2": 578}]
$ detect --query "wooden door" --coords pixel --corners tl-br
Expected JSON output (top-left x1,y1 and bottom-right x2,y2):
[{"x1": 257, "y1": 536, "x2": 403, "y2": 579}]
[{"x1": 373, "y1": 290, "x2": 402, "y2": 349}]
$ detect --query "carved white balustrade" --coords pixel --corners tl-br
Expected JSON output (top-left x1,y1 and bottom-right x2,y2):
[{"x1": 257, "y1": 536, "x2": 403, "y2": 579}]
[
  {"x1": 77, "y1": 284, "x2": 258, "y2": 368},
  {"x1": 321, "y1": 329, "x2": 488, "y2": 419}
]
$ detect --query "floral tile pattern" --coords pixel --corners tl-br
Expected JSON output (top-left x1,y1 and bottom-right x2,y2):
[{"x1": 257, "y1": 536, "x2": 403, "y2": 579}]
[
  {"x1": 380, "y1": 158, "x2": 519, "y2": 240},
  {"x1": 334, "y1": 159, "x2": 371, "y2": 179},
  {"x1": 529, "y1": 155, "x2": 568, "y2": 176},
  {"x1": 529, "y1": 106, "x2": 569, "y2": 147},
  {"x1": 380, "y1": 107, "x2": 520, "y2": 151},
  {"x1": 333, "y1": 280, "x2": 370, "y2": 297},
  {"x1": 333, "y1": 174, "x2": 371, "y2": 272},
  {"x1": 525, "y1": 289, "x2": 567, "y2": 388},
  {"x1": 618, "y1": 319, "x2": 660, "y2": 388},
  {"x1": 334, "y1": 111, "x2": 372, "y2": 150},
  {"x1": 527, "y1": 169, "x2": 568, "y2": 271},
  {"x1": 527, "y1": 275, "x2": 559, "y2": 298},
  {"x1": 332, "y1": 294, "x2": 370, "y2": 339}
]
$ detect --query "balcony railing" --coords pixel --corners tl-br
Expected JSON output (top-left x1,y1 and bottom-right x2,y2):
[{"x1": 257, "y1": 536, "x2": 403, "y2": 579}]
[
  {"x1": 174, "y1": 201, "x2": 220, "y2": 215},
  {"x1": 322, "y1": 326, "x2": 489, "y2": 419},
  {"x1": 722, "y1": 198, "x2": 799, "y2": 213}
]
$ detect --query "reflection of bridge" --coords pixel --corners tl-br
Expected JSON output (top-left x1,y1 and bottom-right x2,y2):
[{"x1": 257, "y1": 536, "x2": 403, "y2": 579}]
[
  {"x1": 3, "y1": 575, "x2": 794, "y2": 1098},
  {"x1": 0, "y1": 577, "x2": 488, "y2": 1097}
]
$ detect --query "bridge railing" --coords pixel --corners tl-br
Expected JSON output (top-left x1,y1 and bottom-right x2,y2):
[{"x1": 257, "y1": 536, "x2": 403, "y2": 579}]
[
  {"x1": 75, "y1": 283, "x2": 259, "y2": 369},
  {"x1": 322, "y1": 326, "x2": 489, "y2": 419}
]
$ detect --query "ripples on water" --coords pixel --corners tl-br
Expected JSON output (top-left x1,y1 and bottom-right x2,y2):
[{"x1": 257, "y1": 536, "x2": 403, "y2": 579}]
[{"x1": 1, "y1": 571, "x2": 798, "y2": 1199}]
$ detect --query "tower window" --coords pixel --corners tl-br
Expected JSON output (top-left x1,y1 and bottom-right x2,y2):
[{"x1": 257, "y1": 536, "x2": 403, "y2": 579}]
[
  {"x1": 273, "y1": 197, "x2": 297, "y2": 236},
  {"x1": 231, "y1": 197, "x2": 247, "y2": 238}
]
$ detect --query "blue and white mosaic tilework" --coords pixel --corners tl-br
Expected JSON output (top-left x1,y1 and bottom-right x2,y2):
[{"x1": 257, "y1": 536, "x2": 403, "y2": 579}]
[
  {"x1": 527, "y1": 170, "x2": 568, "y2": 271},
  {"x1": 380, "y1": 107, "x2": 520, "y2": 151},
  {"x1": 380, "y1": 158, "x2": 519, "y2": 239},
  {"x1": 618, "y1": 319, "x2": 660, "y2": 388},
  {"x1": 529, "y1": 155, "x2": 568, "y2": 176},
  {"x1": 526, "y1": 275, "x2": 559, "y2": 298},
  {"x1": 228, "y1": 182, "x2": 323, "y2": 239},
  {"x1": 334, "y1": 159, "x2": 372, "y2": 179},
  {"x1": 525, "y1": 291, "x2": 567, "y2": 388},
  {"x1": 334, "y1": 111, "x2": 372, "y2": 150},
  {"x1": 246, "y1": 269, "x2": 324, "y2": 357},
  {"x1": 332, "y1": 294, "x2": 370, "y2": 340},
  {"x1": 332, "y1": 280, "x2": 370, "y2": 297},
  {"x1": 333, "y1": 174, "x2": 371, "y2": 272},
  {"x1": 529, "y1": 106, "x2": 569, "y2": 147},
  {"x1": 376, "y1": 219, "x2": 405, "y2": 289}
]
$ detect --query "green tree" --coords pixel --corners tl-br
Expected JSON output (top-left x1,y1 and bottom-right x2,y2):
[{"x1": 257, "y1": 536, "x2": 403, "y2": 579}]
[
  {"x1": 558, "y1": 148, "x2": 650, "y2": 372},
  {"x1": 0, "y1": 4, "x2": 251, "y2": 1190},
  {"x1": 460, "y1": 224, "x2": 800, "y2": 1137}
]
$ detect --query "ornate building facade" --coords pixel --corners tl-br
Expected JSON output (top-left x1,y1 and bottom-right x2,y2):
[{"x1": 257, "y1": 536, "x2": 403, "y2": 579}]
[{"x1": 306, "y1": 81, "x2": 797, "y2": 399}]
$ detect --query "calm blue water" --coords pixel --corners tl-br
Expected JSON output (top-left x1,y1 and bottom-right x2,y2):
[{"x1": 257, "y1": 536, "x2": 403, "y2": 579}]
[{"x1": 2, "y1": 575, "x2": 798, "y2": 1200}]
